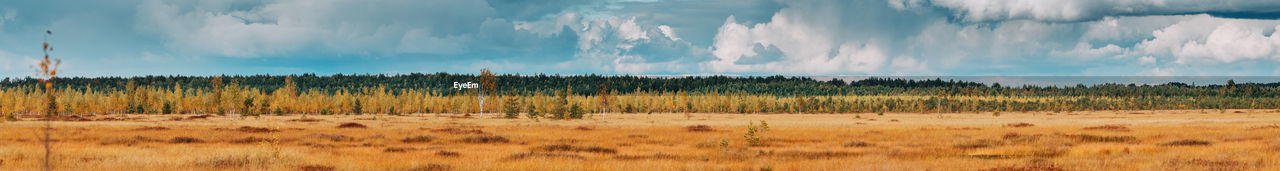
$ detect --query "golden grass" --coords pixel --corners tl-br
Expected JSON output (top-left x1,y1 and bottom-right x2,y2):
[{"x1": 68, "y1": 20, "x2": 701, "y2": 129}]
[{"x1": 2, "y1": 110, "x2": 1280, "y2": 170}]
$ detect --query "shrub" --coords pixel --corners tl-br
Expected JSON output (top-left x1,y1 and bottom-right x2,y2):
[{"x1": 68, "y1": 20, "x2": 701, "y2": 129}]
[
  {"x1": 162, "y1": 101, "x2": 173, "y2": 114},
  {"x1": 526, "y1": 103, "x2": 541, "y2": 121},
  {"x1": 568, "y1": 103, "x2": 584, "y2": 119},
  {"x1": 393, "y1": 106, "x2": 404, "y2": 116},
  {"x1": 503, "y1": 97, "x2": 520, "y2": 119},
  {"x1": 744, "y1": 121, "x2": 764, "y2": 146}
]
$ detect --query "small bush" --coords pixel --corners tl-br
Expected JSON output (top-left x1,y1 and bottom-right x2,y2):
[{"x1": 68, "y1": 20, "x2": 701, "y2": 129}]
[
  {"x1": 1160, "y1": 139, "x2": 1212, "y2": 146},
  {"x1": 337, "y1": 122, "x2": 367, "y2": 128},
  {"x1": 503, "y1": 97, "x2": 521, "y2": 119},
  {"x1": 402, "y1": 135, "x2": 437, "y2": 143},
  {"x1": 568, "y1": 103, "x2": 584, "y2": 119},
  {"x1": 169, "y1": 136, "x2": 204, "y2": 143}
]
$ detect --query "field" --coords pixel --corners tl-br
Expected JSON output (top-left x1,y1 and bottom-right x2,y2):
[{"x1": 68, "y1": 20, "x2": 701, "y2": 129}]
[{"x1": 3, "y1": 110, "x2": 1280, "y2": 170}]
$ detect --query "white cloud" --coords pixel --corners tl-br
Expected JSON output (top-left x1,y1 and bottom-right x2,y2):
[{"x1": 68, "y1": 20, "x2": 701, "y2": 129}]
[
  {"x1": 657, "y1": 25, "x2": 680, "y2": 41},
  {"x1": 1049, "y1": 42, "x2": 1124, "y2": 59},
  {"x1": 615, "y1": 17, "x2": 649, "y2": 41},
  {"x1": 1135, "y1": 15, "x2": 1280, "y2": 63},
  {"x1": 926, "y1": 0, "x2": 1280, "y2": 22},
  {"x1": 1138, "y1": 56, "x2": 1156, "y2": 64}
]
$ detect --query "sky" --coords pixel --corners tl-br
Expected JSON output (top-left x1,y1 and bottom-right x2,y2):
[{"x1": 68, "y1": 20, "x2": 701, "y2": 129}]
[{"x1": 3, "y1": 0, "x2": 1280, "y2": 78}]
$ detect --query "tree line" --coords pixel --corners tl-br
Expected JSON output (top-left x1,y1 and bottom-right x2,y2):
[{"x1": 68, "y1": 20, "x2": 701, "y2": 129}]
[{"x1": 2, "y1": 73, "x2": 1279, "y2": 119}]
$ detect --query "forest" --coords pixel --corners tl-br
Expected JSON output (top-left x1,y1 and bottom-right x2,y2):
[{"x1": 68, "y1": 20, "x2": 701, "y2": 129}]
[{"x1": 3, "y1": 73, "x2": 1280, "y2": 119}]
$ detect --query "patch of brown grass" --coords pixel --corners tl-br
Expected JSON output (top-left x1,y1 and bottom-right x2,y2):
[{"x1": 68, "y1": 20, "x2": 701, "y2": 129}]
[
  {"x1": 235, "y1": 126, "x2": 278, "y2": 133},
  {"x1": 99, "y1": 136, "x2": 162, "y2": 146},
  {"x1": 308, "y1": 133, "x2": 355, "y2": 141},
  {"x1": 428, "y1": 127, "x2": 484, "y2": 134},
  {"x1": 231, "y1": 137, "x2": 276, "y2": 144},
  {"x1": 402, "y1": 135, "x2": 437, "y2": 143},
  {"x1": 336, "y1": 122, "x2": 367, "y2": 128},
  {"x1": 1062, "y1": 134, "x2": 1138, "y2": 143},
  {"x1": 298, "y1": 165, "x2": 335, "y2": 171},
  {"x1": 288, "y1": 118, "x2": 323, "y2": 122},
  {"x1": 504, "y1": 152, "x2": 585, "y2": 160},
  {"x1": 773, "y1": 150, "x2": 860, "y2": 159},
  {"x1": 186, "y1": 114, "x2": 212, "y2": 120},
  {"x1": 532, "y1": 144, "x2": 617, "y2": 154},
  {"x1": 460, "y1": 134, "x2": 509, "y2": 143},
  {"x1": 982, "y1": 165, "x2": 1065, "y2": 171},
  {"x1": 435, "y1": 151, "x2": 460, "y2": 157},
  {"x1": 1160, "y1": 139, "x2": 1212, "y2": 146},
  {"x1": 685, "y1": 125, "x2": 714, "y2": 132},
  {"x1": 169, "y1": 136, "x2": 204, "y2": 143},
  {"x1": 613, "y1": 153, "x2": 682, "y2": 160},
  {"x1": 573, "y1": 126, "x2": 594, "y2": 131},
  {"x1": 1248, "y1": 125, "x2": 1280, "y2": 130},
  {"x1": 384, "y1": 147, "x2": 417, "y2": 153},
  {"x1": 954, "y1": 139, "x2": 1003, "y2": 149},
  {"x1": 133, "y1": 126, "x2": 170, "y2": 131},
  {"x1": 1083, "y1": 125, "x2": 1131, "y2": 132},
  {"x1": 844, "y1": 141, "x2": 871, "y2": 147},
  {"x1": 1005, "y1": 123, "x2": 1035, "y2": 127},
  {"x1": 406, "y1": 164, "x2": 451, "y2": 171},
  {"x1": 1165, "y1": 158, "x2": 1243, "y2": 170}
]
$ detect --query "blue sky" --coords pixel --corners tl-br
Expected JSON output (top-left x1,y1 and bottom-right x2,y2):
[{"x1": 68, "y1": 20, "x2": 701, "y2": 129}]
[{"x1": 3, "y1": 0, "x2": 1280, "y2": 78}]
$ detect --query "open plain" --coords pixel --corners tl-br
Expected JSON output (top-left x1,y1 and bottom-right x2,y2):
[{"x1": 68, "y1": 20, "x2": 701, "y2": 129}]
[{"x1": 3, "y1": 110, "x2": 1280, "y2": 170}]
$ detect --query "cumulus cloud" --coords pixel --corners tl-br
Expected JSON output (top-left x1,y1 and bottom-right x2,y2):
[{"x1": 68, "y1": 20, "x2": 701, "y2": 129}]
[
  {"x1": 1135, "y1": 15, "x2": 1280, "y2": 63},
  {"x1": 923, "y1": 0, "x2": 1280, "y2": 22}
]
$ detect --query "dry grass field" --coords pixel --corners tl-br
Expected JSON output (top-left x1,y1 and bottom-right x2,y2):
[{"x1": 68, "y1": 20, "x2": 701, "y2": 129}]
[{"x1": 3, "y1": 110, "x2": 1280, "y2": 170}]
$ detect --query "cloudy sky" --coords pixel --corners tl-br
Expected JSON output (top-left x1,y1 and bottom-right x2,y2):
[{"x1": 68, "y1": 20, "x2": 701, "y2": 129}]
[{"x1": 3, "y1": 0, "x2": 1280, "y2": 78}]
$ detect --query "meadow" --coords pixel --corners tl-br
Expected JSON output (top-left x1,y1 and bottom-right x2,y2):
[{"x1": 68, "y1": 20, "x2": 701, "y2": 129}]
[{"x1": 3, "y1": 110, "x2": 1279, "y2": 170}]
